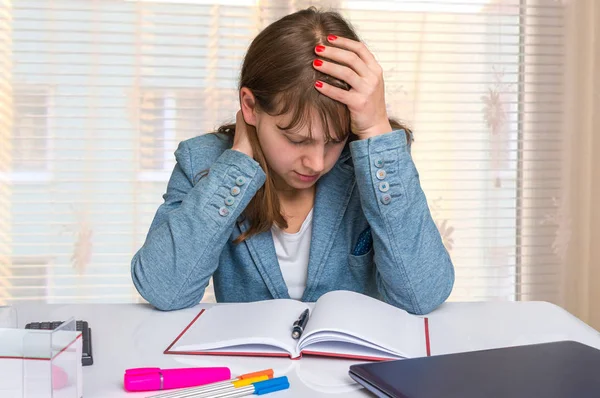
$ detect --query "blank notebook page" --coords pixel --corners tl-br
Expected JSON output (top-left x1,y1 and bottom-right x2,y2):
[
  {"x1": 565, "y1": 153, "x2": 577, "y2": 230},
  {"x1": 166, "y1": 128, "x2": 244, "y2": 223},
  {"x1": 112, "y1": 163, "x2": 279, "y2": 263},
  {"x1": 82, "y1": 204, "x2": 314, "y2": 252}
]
[
  {"x1": 170, "y1": 299, "x2": 309, "y2": 355},
  {"x1": 300, "y1": 290, "x2": 427, "y2": 358}
]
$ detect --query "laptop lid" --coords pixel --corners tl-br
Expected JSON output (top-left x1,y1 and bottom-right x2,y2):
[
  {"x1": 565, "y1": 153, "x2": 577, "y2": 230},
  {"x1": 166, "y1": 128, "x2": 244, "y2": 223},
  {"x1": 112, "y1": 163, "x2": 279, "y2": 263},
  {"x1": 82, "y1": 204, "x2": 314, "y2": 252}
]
[{"x1": 349, "y1": 340, "x2": 600, "y2": 398}]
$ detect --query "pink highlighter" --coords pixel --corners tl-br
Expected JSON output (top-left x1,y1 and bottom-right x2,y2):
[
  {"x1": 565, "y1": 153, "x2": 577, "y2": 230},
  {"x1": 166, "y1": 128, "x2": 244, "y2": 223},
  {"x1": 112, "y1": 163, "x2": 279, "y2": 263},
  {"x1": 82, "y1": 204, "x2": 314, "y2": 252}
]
[{"x1": 124, "y1": 367, "x2": 231, "y2": 392}]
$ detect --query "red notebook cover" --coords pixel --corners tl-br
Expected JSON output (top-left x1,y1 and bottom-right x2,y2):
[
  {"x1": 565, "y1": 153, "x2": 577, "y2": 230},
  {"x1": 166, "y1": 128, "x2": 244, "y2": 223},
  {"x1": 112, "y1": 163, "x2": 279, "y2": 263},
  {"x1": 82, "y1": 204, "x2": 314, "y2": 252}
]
[{"x1": 164, "y1": 309, "x2": 431, "y2": 361}]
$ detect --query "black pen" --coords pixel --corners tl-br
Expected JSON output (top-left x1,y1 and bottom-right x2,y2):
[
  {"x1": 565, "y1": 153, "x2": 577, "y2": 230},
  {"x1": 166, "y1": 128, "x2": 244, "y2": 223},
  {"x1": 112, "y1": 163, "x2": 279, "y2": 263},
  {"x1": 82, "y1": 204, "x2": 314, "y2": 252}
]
[{"x1": 291, "y1": 309, "x2": 310, "y2": 339}]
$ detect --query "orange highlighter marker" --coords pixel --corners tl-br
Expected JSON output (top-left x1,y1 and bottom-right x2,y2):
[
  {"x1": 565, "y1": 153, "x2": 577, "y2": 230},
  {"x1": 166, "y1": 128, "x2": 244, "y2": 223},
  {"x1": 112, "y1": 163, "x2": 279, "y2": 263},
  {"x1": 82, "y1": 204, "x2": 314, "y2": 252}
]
[{"x1": 148, "y1": 369, "x2": 274, "y2": 398}]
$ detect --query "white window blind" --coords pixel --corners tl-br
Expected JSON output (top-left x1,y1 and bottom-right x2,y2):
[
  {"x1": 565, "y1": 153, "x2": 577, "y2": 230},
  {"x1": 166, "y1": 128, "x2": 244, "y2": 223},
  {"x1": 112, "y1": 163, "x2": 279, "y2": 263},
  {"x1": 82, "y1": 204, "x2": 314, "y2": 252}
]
[{"x1": 0, "y1": 0, "x2": 567, "y2": 305}]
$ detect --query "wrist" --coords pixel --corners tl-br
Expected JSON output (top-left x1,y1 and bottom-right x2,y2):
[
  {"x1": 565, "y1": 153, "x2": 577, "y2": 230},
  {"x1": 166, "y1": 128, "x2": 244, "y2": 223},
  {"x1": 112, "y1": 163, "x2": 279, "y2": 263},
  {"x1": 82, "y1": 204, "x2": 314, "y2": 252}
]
[{"x1": 355, "y1": 121, "x2": 393, "y2": 140}]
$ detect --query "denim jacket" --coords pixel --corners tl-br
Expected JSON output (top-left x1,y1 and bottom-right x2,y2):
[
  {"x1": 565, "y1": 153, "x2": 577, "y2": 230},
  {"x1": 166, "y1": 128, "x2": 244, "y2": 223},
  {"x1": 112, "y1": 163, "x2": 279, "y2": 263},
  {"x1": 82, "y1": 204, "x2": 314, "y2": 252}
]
[{"x1": 131, "y1": 129, "x2": 455, "y2": 314}]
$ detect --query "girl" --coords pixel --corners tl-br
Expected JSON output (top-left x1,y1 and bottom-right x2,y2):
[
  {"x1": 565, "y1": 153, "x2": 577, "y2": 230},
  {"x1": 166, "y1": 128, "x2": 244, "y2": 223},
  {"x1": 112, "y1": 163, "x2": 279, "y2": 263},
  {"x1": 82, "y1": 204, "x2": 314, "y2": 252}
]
[{"x1": 131, "y1": 7, "x2": 454, "y2": 314}]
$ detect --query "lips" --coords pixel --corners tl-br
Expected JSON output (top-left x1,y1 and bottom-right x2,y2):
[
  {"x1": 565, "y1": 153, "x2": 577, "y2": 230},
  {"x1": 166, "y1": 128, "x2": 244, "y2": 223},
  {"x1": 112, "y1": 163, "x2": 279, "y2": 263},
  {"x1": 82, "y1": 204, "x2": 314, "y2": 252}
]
[{"x1": 294, "y1": 171, "x2": 320, "y2": 182}]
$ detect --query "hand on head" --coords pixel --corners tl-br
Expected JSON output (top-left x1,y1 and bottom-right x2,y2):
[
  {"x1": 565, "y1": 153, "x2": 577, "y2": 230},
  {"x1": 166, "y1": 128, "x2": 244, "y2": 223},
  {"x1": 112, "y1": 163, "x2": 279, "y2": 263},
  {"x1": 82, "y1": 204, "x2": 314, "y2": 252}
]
[{"x1": 313, "y1": 35, "x2": 393, "y2": 140}]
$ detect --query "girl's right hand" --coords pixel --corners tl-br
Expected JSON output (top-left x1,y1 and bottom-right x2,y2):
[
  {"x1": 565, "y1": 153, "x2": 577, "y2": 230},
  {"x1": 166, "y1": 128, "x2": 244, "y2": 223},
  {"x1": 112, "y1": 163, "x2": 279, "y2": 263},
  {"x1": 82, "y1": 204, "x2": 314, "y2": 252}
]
[{"x1": 231, "y1": 110, "x2": 254, "y2": 159}]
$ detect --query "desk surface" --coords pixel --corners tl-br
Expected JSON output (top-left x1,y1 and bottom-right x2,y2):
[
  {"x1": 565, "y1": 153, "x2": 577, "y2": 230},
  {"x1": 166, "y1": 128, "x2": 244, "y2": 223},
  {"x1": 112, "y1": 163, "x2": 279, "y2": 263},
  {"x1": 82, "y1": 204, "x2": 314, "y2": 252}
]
[{"x1": 10, "y1": 301, "x2": 600, "y2": 398}]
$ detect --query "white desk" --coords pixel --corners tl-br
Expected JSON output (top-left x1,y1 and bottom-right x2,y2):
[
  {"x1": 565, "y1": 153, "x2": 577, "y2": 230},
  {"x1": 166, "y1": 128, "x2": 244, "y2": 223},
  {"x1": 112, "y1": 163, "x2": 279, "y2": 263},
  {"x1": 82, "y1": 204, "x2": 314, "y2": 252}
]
[{"x1": 10, "y1": 301, "x2": 600, "y2": 398}]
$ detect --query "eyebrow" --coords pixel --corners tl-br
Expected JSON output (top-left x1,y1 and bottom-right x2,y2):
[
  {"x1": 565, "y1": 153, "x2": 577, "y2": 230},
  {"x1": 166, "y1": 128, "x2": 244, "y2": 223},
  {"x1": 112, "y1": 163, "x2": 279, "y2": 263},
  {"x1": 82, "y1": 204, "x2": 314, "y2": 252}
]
[
  {"x1": 277, "y1": 124, "x2": 344, "y2": 143},
  {"x1": 278, "y1": 126, "x2": 310, "y2": 139},
  {"x1": 276, "y1": 123, "x2": 306, "y2": 133},
  {"x1": 284, "y1": 133, "x2": 344, "y2": 145}
]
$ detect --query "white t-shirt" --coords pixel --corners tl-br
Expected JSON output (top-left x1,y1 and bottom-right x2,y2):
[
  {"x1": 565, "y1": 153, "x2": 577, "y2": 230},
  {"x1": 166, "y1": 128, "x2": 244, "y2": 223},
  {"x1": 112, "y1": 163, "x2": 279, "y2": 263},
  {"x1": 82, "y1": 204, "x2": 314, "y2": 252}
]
[{"x1": 271, "y1": 208, "x2": 314, "y2": 300}]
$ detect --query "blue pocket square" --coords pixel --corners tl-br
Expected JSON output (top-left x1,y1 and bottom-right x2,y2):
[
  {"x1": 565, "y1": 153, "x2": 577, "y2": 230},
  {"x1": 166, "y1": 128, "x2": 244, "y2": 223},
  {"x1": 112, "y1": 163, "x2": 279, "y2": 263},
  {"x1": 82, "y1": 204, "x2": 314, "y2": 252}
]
[{"x1": 352, "y1": 227, "x2": 372, "y2": 256}]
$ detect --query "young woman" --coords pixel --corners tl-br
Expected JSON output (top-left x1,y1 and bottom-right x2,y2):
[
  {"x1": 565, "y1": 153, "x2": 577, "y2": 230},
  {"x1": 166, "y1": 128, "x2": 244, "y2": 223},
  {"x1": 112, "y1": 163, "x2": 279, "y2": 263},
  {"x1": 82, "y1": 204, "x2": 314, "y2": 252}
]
[{"x1": 131, "y1": 7, "x2": 454, "y2": 314}]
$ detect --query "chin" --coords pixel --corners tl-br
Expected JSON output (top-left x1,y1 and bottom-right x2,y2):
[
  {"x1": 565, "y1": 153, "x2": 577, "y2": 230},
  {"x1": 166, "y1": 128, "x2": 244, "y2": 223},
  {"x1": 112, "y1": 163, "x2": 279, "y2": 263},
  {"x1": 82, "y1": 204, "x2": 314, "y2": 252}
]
[
  {"x1": 285, "y1": 175, "x2": 320, "y2": 189},
  {"x1": 288, "y1": 180, "x2": 318, "y2": 189}
]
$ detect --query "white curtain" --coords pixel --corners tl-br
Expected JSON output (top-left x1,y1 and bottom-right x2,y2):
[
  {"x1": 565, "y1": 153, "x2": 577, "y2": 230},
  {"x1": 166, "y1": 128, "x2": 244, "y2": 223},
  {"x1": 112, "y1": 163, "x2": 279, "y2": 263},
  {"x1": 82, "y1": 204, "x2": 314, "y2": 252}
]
[
  {"x1": 561, "y1": 0, "x2": 600, "y2": 330},
  {"x1": 2, "y1": 0, "x2": 596, "y2": 329}
]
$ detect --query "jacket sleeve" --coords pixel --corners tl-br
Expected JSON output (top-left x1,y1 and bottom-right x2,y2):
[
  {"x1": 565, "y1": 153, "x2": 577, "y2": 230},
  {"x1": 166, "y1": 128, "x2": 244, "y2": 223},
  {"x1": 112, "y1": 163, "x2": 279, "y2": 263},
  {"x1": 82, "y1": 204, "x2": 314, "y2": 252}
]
[
  {"x1": 131, "y1": 140, "x2": 266, "y2": 311},
  {"x1": 349, "y1": 129, "x2": 455, "y2": 315}
]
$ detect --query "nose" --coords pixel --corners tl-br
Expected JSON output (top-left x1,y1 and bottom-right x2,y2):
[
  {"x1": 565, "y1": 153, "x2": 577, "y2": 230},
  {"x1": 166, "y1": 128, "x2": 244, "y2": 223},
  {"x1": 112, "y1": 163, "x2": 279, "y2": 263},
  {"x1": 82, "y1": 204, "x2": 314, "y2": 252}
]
[{"x1": 302, "y1": 145, "x2": 325, "y2": 174}]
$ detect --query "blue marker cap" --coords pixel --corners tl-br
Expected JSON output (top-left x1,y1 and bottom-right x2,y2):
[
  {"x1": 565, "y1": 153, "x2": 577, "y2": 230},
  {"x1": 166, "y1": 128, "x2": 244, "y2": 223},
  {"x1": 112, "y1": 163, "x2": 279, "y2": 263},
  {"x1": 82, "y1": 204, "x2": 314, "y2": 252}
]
[{"x1": 253, "y1": 376, "x2": 290, "y2": 395}]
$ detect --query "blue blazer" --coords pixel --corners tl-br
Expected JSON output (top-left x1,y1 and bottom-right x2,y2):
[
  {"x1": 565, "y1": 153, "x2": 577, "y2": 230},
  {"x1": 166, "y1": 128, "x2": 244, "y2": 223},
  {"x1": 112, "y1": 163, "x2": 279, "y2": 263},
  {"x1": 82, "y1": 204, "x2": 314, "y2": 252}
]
[{"x1": 131, "y1": 129, "x2": 455, "y2": 314}]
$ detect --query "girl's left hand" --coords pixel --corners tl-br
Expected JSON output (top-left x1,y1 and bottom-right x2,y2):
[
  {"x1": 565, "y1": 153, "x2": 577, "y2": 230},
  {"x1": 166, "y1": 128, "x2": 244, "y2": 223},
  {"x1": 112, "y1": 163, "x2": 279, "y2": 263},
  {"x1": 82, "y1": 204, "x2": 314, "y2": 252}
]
[{"x1": 313, "y1": 35, "x2": 392, "y2": 139}]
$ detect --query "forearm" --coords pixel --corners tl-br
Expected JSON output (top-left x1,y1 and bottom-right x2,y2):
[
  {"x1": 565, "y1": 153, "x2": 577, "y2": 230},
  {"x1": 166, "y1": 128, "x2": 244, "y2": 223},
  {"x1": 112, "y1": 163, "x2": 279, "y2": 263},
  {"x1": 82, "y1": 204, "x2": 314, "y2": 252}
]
[
  {"x1": 350, "y1": 130, "x2": 455, "y2": 314},
  {"x1": 131, "y1": 149, "x2": 266, "y2": 310}
]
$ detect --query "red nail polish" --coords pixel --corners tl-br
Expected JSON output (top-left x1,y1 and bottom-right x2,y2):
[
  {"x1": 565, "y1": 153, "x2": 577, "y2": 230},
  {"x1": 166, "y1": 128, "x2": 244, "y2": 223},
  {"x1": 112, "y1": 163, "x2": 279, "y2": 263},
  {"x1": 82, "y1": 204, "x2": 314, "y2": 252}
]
[
  {"x1": 315, "y1": 45, "x2": 325, "y2": 53},
  {"x1": 327, "y1": 35, "x2": 338, "y2": 41},
  {"x1": 313, "y1": 59, "x2": 323, "y2": 67},
  {"x1": 315, "y1": 81, "x2": 323, "y2": 88}
]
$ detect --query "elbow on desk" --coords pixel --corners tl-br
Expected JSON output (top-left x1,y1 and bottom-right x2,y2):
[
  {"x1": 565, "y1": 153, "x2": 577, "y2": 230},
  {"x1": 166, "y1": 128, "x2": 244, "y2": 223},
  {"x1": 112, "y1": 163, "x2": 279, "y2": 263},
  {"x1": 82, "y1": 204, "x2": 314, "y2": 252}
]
[
  {"x1": 382, "y1": 255, "x2": 455, "y2": 316},
  {"x1": 130, "y1": 253, "x2": 202, "y2": 312},
  {"x1": 412, "y1": 257, "x2": 455, "y2": 315},
  {"x1": 411, "y1": 283, "x2": 453, "y2": 315}
]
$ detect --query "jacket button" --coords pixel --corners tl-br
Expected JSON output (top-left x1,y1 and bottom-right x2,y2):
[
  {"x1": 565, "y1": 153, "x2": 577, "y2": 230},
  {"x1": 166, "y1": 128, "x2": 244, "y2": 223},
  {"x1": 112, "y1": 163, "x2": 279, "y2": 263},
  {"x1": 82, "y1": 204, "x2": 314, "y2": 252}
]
[
  {"x1": 379, "y1": 181, "x2": 389, "y2": 192},
  {"x1": 376, "y1": 169, "x2": 387, "y2": 180},
  {"x1": 235, "y1": 176, "x2": 246, "y2": 186},
  {"x1": 230, "y1": 186, "x2": 241, "y2": 196},
  {"x1": 218, "y1": 207, "x2": 230, "y2": 217},
  {"x1": 374, "y1": 158, "x2": 384, "y2": 168},
  {"x1": 225, "y1": 196, "x2": 235, "y2": 206},
  {"x1": 381, "y1": 193, "x2": 392, "y2": 205}
]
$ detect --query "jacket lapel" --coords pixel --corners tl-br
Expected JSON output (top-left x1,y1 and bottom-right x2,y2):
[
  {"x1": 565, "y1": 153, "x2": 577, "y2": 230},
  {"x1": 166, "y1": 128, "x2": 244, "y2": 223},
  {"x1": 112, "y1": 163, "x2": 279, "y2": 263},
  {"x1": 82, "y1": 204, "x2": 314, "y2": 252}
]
[
  {"x1": 237, "y1": 147, "x2": 355, "y2": 302},
  {"x1": 238, "y1": 220, "x2": 290, "y2": 299},
  {"x1": 301, "y1": 150, "x2": 355, "y2": 302}
]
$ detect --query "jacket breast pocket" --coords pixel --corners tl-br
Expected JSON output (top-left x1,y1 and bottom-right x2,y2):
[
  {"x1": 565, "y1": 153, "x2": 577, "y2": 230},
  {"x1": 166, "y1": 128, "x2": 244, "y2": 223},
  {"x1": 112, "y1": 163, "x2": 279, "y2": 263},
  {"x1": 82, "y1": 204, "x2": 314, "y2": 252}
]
[
  {"x1": 347, "y1": 249, "x2": 377, "y2": 292},
  {"x1": 347, "y1": 249, "x2": 382, "y2": 299}
]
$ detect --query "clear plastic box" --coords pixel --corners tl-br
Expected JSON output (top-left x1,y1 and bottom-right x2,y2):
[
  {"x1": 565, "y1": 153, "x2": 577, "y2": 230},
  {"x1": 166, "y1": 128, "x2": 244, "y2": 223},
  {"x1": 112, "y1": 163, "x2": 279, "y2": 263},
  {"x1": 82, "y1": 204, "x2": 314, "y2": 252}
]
[{"x1": 0, "y1": 306, "x2": 82, "y2": 398}]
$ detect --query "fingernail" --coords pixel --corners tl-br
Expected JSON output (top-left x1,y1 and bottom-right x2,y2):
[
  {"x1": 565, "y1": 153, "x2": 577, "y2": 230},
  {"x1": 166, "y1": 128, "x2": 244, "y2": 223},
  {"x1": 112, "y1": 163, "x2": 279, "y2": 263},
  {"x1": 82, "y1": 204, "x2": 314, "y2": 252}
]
[
  {"x1": 315, "y1": 45, "x2": 325, "y2": 53},
  {"x1": 313, "y1": 59, "x2": 323, "y2": 67},
  {"x1": 327, "y1": 35, "x2": 337, "y2": 42},
  {"x1": 315, "y1": 81, "x2": 323, "y2": 88}
]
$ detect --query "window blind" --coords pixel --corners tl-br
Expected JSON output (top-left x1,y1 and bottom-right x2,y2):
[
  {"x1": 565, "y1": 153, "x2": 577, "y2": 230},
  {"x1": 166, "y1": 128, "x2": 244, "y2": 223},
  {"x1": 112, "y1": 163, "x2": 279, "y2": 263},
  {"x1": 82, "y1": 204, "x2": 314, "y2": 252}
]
[{"x1": 0, "y1": 0, "x2": 566, "y2": 305}]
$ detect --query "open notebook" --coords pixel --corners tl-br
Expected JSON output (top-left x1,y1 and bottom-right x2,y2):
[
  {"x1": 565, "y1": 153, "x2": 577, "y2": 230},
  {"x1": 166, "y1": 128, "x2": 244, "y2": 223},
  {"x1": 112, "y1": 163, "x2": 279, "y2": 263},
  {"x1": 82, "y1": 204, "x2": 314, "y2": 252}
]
[{"x1": 164, "y1": 290, "x2": 430, "y2": 361}]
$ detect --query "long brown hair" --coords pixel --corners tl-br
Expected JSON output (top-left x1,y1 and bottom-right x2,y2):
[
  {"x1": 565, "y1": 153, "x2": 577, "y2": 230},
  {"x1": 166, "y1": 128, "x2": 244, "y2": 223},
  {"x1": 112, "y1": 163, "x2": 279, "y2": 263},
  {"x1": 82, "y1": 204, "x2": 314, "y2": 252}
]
[{"x1": 214, "y1": 7, "x2": 411, "y2": 243}]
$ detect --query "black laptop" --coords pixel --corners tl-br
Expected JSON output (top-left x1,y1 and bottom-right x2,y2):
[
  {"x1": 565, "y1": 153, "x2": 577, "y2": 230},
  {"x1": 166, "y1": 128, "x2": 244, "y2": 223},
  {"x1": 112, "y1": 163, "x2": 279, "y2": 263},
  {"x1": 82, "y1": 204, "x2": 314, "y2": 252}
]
[{"x1": 349, "y1": 341, "x2": 600, "y2": 398}]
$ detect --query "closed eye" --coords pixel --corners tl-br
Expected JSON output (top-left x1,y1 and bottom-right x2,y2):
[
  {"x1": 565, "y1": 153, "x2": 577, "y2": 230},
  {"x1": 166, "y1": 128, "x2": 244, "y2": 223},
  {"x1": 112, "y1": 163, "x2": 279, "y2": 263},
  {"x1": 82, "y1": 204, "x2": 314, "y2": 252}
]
[{"x1": 287, "y1": 137, "x2": 309, "y2": 145}]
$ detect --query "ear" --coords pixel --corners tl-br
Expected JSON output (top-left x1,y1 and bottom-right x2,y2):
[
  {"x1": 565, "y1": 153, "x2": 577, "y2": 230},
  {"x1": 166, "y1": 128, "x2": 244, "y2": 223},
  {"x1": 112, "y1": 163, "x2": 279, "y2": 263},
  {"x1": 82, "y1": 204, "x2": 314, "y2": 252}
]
[{"x1": 239, "y1": 87, "x2": 258, "y2": 127}]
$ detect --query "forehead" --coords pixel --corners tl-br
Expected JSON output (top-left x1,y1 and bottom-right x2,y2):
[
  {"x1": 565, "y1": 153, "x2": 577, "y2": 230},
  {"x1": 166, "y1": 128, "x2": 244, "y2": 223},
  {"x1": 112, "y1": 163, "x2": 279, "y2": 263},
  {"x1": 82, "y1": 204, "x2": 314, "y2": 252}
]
[
  {"x1": 266, "y1": 89, "x2": 350, "y2": 141},
  {"x1": 274, "y1": 107, "x2": 345, "y2": 141},
  {"x1": 275, "y1": 109, "x2": 323, "y2": 133}
]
